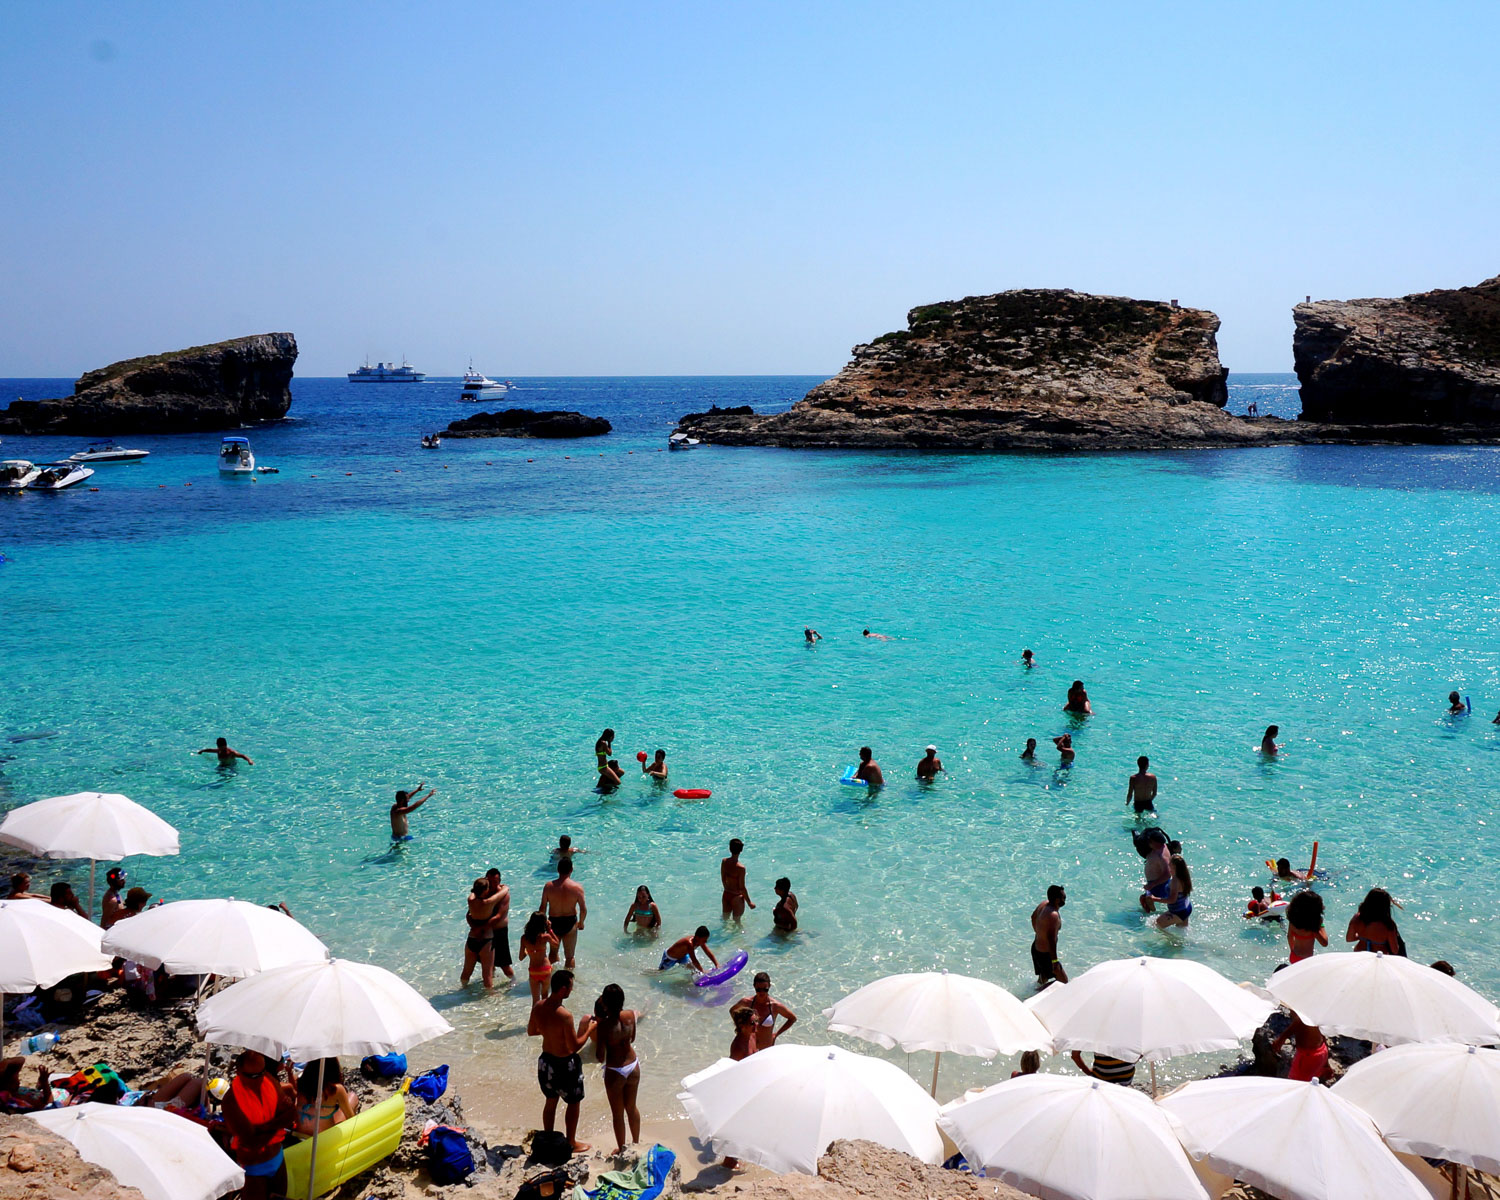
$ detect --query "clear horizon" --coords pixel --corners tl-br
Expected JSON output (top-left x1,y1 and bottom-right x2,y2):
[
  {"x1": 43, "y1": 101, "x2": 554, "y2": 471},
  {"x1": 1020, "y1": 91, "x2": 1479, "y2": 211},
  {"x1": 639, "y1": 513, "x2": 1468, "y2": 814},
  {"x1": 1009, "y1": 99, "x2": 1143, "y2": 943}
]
[{"x1": 3, "y1": 2, "x2": 1496, "y2": 377}]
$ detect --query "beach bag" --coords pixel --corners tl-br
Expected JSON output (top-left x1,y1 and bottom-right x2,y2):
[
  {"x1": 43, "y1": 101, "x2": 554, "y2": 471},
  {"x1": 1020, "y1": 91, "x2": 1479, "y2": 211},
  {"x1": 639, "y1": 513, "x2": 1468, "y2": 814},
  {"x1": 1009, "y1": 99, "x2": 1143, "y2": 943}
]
[
  {"x1": 425, "y1": 1125, "x2": 474, "y2": 1185},
  {"x1": 529, "y1": 1129, "x2": 573, "y2": 1167},
  {"x1": 360, "y1": 1052, "x2": 407, "y2": 1080},
  {"x1": 409, "y1": 1064, "x2": 449, "y2": 1102},
  {"x1": 514, "y1": 1167, "x2": 571, "y2": 1200}
]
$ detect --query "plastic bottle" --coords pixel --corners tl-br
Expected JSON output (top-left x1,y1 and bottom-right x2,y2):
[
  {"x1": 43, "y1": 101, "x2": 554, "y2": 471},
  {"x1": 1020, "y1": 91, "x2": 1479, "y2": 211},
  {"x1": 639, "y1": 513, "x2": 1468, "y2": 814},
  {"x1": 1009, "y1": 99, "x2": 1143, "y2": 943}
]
[{"x1": 24, "y1": 1032, "x2": 59, "y2": 1054}]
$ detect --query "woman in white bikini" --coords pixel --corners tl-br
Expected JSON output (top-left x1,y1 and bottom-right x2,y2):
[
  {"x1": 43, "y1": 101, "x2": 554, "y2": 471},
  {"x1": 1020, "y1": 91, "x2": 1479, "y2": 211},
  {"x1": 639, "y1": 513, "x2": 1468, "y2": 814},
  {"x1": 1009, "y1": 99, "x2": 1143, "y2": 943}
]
[
  {"x1": 733, "y1": 971, "x2": 798, "y2": 1051},
  {"x1": 591, "y1": 983, "x2": 641, "y2": 1157}
]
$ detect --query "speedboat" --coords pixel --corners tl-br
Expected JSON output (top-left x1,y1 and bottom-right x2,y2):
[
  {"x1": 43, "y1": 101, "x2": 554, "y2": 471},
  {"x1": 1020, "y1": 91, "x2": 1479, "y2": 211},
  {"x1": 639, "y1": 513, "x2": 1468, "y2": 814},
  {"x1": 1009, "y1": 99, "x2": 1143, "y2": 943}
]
[
  {"x1": 219, "y1": 436, "x2": 255, "y2": 474},
  {"x1": 0, "y1": 461, "x2": 41, "y2": 491},
  {"x1": 348, "y1": 359, "x2": 426, "y2": 383},
  {"x1": 420, "y1": 433, "x2": 442, "y2": 448},
  {"x1": 668, "y1": 432, "x2": 703, "y2": 450},
  {"x1": 30, "y1": 463, "x2": 95, "y2": 490},
  {"x1": 460, "y1": 365, "x2": 510, "y2": 402},
  {"x1": 66, "y1": 443, "x2": 149, "y2": 463}
]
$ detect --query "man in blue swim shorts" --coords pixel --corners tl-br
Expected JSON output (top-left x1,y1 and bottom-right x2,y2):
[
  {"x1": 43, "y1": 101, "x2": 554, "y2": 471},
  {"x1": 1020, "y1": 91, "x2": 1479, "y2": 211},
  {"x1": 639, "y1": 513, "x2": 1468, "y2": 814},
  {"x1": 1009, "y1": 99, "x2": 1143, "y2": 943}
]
[
  {"x1": 1136, "y1": 828, "x2": 1172, "y2": 912},
  {"x1": 659, "y1": 926, "x2": 717, "y2": 973}
]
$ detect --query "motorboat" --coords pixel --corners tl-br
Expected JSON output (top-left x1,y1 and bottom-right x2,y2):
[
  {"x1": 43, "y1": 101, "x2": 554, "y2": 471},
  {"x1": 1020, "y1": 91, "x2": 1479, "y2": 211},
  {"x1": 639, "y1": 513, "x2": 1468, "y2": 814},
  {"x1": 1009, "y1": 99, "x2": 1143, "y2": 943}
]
[
  {"x1": 0, "y1": 460, "x2": 42, "y2": 491},
  {"x1": 668, "y1": 432, "x2": 703, "y2": 450},
  {"x1": 30, "y1": 463, "x2": 95, "y2": 490},
  {"x1": 460, "y1": 365, "x2": 510, "y2": 402},
  {"x1": 420, "y1": 433, "x2": 442, "y2": 448},
  {"x1": 348, "y1": 359, "x2": 426, "y2": 382},
  {"x1": 66, "y1": 443, "x2": 149, "y2": 463},
  {"x1": 219, "y1": 436, "x2": 255, "y2": 474}
]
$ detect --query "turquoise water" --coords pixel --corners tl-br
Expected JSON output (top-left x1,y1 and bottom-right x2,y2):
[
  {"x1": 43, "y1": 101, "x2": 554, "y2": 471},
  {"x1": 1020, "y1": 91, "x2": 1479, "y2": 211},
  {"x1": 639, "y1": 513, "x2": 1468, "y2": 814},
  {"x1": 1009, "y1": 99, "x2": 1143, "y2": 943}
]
[{"x1": 3, "y1": 373, "x2": 1499, "y2": 1113}]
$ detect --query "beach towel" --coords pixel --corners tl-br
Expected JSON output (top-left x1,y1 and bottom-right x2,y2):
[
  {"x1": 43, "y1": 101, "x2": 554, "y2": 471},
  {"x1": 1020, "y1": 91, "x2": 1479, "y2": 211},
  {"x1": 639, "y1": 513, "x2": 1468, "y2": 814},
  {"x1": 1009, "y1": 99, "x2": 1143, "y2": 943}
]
[{"x1": 570, "y1": 1144, "x2": 674, "y2": 1200}]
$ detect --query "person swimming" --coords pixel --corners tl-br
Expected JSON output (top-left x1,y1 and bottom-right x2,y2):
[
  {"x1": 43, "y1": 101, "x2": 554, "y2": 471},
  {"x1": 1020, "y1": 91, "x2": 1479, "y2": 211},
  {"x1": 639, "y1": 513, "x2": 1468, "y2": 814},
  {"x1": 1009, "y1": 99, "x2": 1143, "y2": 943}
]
[
  {"x1": 1022, "y1": 648, "x2": 1035, "y2": 667},
  {"x1": 1245, "y1": 885, "x2": 1274, "y2": 918},
  {"x1": 1273, "y1": 856, "x2": 1314, "y2": 882},
  {"x1": 1448, "y1": 691, "x2": 1468, "y2": 714},
  {"x1": 197, "y1": 737, "x2": 253, "y2": 765},
  {"x1": 1260, "y1": 725, "x2": 1281, "y2": 754},
  {"x1": 861, "y1": 629, "x2": 892, "y2": 640}
]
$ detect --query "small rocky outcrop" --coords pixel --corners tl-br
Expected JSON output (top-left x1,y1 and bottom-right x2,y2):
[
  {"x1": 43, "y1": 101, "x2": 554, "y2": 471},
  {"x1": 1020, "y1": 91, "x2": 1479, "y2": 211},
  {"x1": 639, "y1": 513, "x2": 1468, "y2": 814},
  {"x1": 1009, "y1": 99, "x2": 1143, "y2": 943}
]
[
  {"x1": 0, "y1": 334, "x2": 297, "y2": 435},
  {"x1": 0, "y1": 1115, "x2": 147, "y2": 1200},
  {"x1": 725, "y1": 1140, "x2": 1029, "y2": 1199},
  {"x1": 1295, "y1": 275, "x2": 1500, "y2": 425},
  {"x1": 676, "y1": 290, "x2": 1281, "y2": 451},
  {"x1": 444, "y1": 408, "x2": 611, "y2": 439}
]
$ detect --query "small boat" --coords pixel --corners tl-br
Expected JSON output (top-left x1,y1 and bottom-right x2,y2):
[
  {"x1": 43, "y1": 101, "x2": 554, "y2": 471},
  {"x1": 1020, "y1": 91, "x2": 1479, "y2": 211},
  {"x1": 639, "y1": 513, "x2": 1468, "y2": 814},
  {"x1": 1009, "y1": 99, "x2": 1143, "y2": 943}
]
[
  {"x1": 348, "y1": 359, "x2": 426, "y2": 383},
  {"x1": 30, "y1": 463, "x2": 95, "y2": 491},
  {"x1": 420, "y1": 433, "x2": 443, "y2": 448},
  {"x1": 668, "y1": 432, "x2": 703, "y2": 451},
  {"x1": 219, "y1": 436, "x2": 255, "y2": 474},
  {"x1": 0, "y1": 461, "x2": 41, "y2": 491},
  {"x1": 460, "y1": 365, "x2": 509, "y2": 402},
  {"x1": 66, "y1": 443, "x2": 149, "y2": 463}
]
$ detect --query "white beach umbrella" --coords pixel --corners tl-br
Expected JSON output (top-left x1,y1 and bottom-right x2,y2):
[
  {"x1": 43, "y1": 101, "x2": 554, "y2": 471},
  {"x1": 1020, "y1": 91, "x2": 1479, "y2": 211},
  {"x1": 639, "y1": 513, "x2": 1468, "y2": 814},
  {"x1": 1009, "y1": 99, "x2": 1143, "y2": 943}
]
[
  {"x1": 938, "y1": 1074, "x2": 1207, "y2": 1200},
  {"x1": 30, "y1": 1102, "x2": 243, "y2": 1200},
  {"x1": 1334, "y1": 1042, "x2": 1500, "y2": 1173},
  {"x1": 101, "y1": 898, "x2": 328, "y2": 979},
  {"x1": 196, "y1": 955, "x2": 452, "y2": 1200},
  {"x1": 0, "y1": 790, "x2": 180, "y2": 916},
  {"x1": 1026, "y1": 956, "x2": 1272, "y2": 1091},
  {"x1": 823, "y1": 969, "x2": 1053, "y2": 1095},
  {"x1": 0, "y1": 898, "x2": 112, "y2": 1054},
  {"x1": 1159, "y1": 1076, "x2": 1429, "y2": 1200},
  {"x1": 678, "y1": 1043, "x2": 943, "y2": 1175},
  {"x1": 1264, "y1": 952, "x2": 1500, "y2": 1045}
]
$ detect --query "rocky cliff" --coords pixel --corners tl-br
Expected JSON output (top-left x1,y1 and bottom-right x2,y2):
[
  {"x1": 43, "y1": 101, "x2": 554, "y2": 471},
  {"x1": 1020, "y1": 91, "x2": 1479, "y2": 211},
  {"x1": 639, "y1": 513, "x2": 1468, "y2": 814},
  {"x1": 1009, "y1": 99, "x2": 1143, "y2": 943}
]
[
  {"x1": 1295, "y1": 276, "x2": 1500, "y2": 425},
  {"x1": 0, "y1": 333, "x2": 297, "y2": 435},
  {"x1": 444, "y1": 408, "x2": 611, "y2": 438},
  {"x1": 675, "y1": 290, "x2": 1291, "y2": 450}
]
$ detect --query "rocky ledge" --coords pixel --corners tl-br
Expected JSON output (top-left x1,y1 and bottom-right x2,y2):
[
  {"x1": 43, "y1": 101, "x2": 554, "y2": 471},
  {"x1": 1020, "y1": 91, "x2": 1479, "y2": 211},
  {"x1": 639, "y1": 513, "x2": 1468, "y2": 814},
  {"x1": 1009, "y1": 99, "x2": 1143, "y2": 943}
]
[
  {"x1": 1295, "y1": 275, "x2": 1500, "y2": 426},
  {"x1": 675, "y1": 289, "x2": 1292, "y2": 451},
  {"x1": 0, "y1": 333, "x2": 297, "y2": 436},
  {"x1": 444, "y1": 408, "x2": 612, "y2": 439}
]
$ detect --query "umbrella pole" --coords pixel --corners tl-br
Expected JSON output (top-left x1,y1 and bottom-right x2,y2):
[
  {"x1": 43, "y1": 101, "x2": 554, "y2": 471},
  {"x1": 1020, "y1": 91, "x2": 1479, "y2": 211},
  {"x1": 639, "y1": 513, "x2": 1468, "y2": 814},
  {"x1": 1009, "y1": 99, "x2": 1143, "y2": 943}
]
[
  {"x1": 930, "y1": 1051, "x2": 942, "y2": 1098},
  {"x1": 305, "y1": 1056, "x2": 326, "y2": 1200},
  {"x1": 88, "y1": 860, "x2": 96, "y2": 923},
  {"x1": 1149, "y1": 1061, "x2": 1158, "y2": 1098}
]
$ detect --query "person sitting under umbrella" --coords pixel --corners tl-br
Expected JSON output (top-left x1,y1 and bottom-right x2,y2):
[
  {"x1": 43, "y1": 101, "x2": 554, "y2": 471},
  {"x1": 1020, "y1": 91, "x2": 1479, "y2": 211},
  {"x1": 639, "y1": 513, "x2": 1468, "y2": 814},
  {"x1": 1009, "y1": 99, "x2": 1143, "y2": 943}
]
[
  {"x1": 294, "y1": 1057, "x2": 359, "y2": 1135},
  {"x1": 222, "y1": 1050, "x2": 297, "y2": 1200},
  {"x1": 1071, "y1": 1051, "x2": 1137, "y2": 1085},
  {"x1": 0, "y1": 1058, "x2": 52, "y2": 1112}
]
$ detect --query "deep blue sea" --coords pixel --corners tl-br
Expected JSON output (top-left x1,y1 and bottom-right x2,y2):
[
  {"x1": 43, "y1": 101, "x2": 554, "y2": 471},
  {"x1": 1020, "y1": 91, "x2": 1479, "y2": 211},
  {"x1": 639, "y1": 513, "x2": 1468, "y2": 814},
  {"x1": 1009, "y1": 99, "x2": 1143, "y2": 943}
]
[{"x1": 3, "y1": 372, "x2": 1498, "y2": 1116}]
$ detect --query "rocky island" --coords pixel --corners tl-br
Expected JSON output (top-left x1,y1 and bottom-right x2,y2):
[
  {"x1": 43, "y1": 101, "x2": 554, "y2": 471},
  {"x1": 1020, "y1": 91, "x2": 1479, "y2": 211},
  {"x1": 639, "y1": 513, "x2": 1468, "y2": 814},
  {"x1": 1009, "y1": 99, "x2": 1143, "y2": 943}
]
[
  {"x1": 1295, "y1": 274, "x2": 1500, "y2": 428},
  {"x1": 444, "y1": 408, "x2": 612, "y2": 439},
  {"x1": 0, "y1": 333, "x2": 297, "y2": 436}
]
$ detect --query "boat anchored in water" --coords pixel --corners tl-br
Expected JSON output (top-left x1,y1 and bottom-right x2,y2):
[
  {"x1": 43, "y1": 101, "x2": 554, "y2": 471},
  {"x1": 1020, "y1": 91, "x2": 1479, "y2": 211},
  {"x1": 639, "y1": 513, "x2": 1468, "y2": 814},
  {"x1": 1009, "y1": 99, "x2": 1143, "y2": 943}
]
[
  {"x1": 0, "y1": 461, "x2": 42, "y2": 491},
  {"x1": 668, "y1": 432, "x2": 703, "y2": 450},
  {"x1": 460, "y1": 365, "x2": 510, "y2": 402},
  {"x1": 66, "y1": 443, "x2": 149, "y2": 463},
  {"x1": 30, "y1": 463, "x2": 95, "y2": 490},
  {"x1": 219, "y1": 437, "x2": 255, "y2": 474},
  {"x1": 348, "y1": 359, "x2": 427, "y2": 383},
  {"x1": 420, "y1": 433, "x2": 442, "y2": 448}
]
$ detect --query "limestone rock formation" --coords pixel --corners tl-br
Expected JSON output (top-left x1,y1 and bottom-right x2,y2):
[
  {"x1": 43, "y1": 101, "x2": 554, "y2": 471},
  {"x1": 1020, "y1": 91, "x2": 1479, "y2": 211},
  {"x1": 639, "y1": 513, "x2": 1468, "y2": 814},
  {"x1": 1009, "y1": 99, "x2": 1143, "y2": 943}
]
[
  {"x1": 0, "y1": 1115, "x2": 147, "y2": 1200},
  {"x1": 444, "y1": 408, "x2": 612, "y2": 439},
  {"x1": 0, "y1": 334, "x2": 297, "y2": 435},
  {"x1": 675, "y1": 290, "x2": 1285, "y2": 450},
  {"x1": 721, "y1": 1139, "x2": 1029, "y2": 1199},
  {"x1": 1295, "y1": 276, "x2": 1500, "y2": 425}
]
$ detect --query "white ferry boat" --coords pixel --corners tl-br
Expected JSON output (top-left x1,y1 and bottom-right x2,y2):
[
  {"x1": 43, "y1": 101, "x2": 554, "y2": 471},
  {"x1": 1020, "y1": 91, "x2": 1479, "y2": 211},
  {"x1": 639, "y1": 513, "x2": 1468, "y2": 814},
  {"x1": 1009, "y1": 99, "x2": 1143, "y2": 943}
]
[
  {"x1": 460, "y1": 366, "x2": 510, "y2": 402},
  {"x1": 348, "y1": 359, "x2": 427, "y2": 383},
  {"x1": 219, "y1": 436, "x2": 255, "y2": 474}
]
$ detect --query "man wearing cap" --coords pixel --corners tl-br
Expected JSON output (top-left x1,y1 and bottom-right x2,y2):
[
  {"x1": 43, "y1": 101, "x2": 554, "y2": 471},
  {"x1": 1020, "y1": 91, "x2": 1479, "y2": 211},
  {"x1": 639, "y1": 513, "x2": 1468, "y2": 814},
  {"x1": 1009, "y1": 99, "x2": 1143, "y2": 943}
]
[
  {"x1": 101, "y1": 868, "x2": 128, "y2": 928},
  {"x1": 915, "y1": 745, "x2": 944, "y2": 781},
  {"x1": 119, "y1": 886, "x2": 153, "y2": 920}
]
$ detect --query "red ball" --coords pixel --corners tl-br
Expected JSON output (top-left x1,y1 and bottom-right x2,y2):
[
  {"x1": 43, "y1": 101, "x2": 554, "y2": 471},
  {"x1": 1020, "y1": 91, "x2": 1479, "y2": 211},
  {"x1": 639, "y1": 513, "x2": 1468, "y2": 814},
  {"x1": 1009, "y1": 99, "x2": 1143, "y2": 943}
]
[{"x1": 636, "y1": 751, "x2": 648, "y2": 762}]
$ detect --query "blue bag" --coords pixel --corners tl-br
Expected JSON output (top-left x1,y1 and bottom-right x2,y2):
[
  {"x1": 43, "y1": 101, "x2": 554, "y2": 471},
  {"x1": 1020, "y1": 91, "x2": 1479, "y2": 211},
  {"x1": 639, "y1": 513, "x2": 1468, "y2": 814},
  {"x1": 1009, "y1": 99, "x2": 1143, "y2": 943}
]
[
  {"x1": 409, "y1": 1064, "x2": 449, "y2": 1103},
  {"x1": 360, "y1": 1052, "x2": 407, "y2": 1079},
  {"x1": 425, "y1": 1124, "x2": 474, "y2": 1185}
]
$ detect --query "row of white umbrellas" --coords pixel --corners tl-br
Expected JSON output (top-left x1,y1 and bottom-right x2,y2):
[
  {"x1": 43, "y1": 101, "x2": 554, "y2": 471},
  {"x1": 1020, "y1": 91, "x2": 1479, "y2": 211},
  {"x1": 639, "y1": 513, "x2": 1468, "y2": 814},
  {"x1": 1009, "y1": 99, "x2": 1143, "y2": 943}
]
[{"x1": 680, "y1": 956, "x2": 1500, "y2": 1198}]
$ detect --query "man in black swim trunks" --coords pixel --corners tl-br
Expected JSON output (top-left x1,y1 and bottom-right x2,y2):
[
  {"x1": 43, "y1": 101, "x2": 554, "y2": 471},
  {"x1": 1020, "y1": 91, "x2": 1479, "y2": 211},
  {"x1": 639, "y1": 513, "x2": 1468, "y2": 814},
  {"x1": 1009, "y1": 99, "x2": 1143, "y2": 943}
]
[
  {"x1": 1126, "y1": 756, "x2": 1157, "y2": 814},
  {"x1": 1029, "y1": 885, "x2": 1068, "y2": 987},
  {"x1": 541, "y1": 856, "x2": 586, "y2": 967},
  {"x1": 484, "y1": 868, "x2": 514, "y2": 981},
  {"x1": 527, "y1": 969, "x2": 595, "y2": 1154}
]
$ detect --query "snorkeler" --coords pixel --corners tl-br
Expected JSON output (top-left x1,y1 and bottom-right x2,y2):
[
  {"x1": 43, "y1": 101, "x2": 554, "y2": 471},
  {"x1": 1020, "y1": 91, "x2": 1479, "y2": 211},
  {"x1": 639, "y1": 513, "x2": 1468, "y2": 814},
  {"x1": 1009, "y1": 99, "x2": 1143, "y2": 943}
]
[
  {"x1": 1126, "y1": 756, "x2": 1157, "y2": 814},
  {"x1": 390, "y1": 784, "x2": 433, "y2": 839},
  {"x1": 861, "y1": 629, "x2": 892, "y2": 640},
  {"x1": 197, "y1": 737, "x2": 252, "y2": 765}
]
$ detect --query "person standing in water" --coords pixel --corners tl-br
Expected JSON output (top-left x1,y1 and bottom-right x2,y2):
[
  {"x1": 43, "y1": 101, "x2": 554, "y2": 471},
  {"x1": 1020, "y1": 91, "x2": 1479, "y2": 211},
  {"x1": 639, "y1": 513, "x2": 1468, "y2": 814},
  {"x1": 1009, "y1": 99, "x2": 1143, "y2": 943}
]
[
  {"x1": 1448, "y1": 691, "x2": 1468, "y2": 714},
  {"x1": 720, "y1": 839, "x2": 755, "y2": 920},
  {"x1": 1286, "y1": 890, "x2": 1328, "y2": 963},
  {"x1": 1064, "y1": 680, "x2": 1092, "y2": 714},
  {"x1": 854, "y1": 746, "x2": 885, "y2": 786},
  {"x1": 460, "y1": 878, "x2": 500, "y2": 989},
  {"x1": 1154, "y1": 855, "x2": 1193, "y2": 929},
  {"x1": 1260, "y1": 725, "x2": 1281, "y2": 754},
  {"x1": 1022, "y1": 648, "x2": 1035, "y2": 667},
  {"x1": 643, "y1": 750, "x2": 668, "y2": 779},
  {"x1": 591, "y1": 983, "x2": 641, "y2": 1158},
  {"x1": 804, "y1": 628, "x2": 821, "y2": 644},
  {"x1": 734, "y1": 971, "x2": 797, "y2": 1050},
  {"x1": 1030, "y1": 885, "x2": 1068, "y2": 986},
  {"x1": 1020, "y1": 738, "x2": 1038, "y2": 761},
  {"x1": 528, "y1": 970, "x2": 595, "y2": 1155},
  {"x1": 1347, "y1": 887, "x2": 1406, "y2": 955},
  {"x1": 1052, "y1": 734, "x2": 1075, "y2": 764},
  {"x1": 1126, "y1": 756, "x2": 1157, "y2": 814},
  {"x1": 915, "y1": 745, "x2": 943, "y2": 780},
  {"x1": 1138, "y1": 828, "x2": 1172, "y2": 911},
  {"x1": 197, "y1": 737, "x2": 252, "y2": 765},
  {"x1": 772, "y1": 877, "x2": 798, "y2": 932},
  {"x1": 484, "y1": 867, "x2": 514, "y2": 981},
  {"x1": 389, "y1": 784, "x2": 434, "y2": 840},
  {"x1": 541, "y1": 856, "x2": 587, "y2": 967}
]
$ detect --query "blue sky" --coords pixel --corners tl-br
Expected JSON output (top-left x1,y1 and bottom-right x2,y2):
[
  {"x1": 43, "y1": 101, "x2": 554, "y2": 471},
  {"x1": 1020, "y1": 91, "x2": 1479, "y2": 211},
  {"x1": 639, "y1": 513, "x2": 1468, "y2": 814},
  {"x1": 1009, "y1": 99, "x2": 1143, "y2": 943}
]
[{"x1": 3, "y1": 2, "x2": 1496, "y2": 376}]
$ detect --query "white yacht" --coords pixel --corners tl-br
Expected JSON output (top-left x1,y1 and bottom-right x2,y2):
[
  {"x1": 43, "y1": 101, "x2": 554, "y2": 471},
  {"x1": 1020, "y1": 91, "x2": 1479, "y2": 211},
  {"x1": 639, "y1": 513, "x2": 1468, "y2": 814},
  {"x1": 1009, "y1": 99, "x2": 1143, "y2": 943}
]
[
  {"x1": 30, "y1": 463, "x2": 95, "y2": 490},
  {"x1": 348, "y1": 359, "x2": 426, "y2": 383},
  {"x1": 66, "y1": 443, "x2": 149, "y2": 463},
  {"x1": 668, "y1": 432, "x2": 703, "y2": 450},
  {"x1": 0, "y1": 461, "x2": 42, "y2": 491},
  {"x1": 460, "y1": 366, "x2": 510, "y2": 402},
  {"x1": 219, "y1": 436, "x2": 255, "y2": 474}
]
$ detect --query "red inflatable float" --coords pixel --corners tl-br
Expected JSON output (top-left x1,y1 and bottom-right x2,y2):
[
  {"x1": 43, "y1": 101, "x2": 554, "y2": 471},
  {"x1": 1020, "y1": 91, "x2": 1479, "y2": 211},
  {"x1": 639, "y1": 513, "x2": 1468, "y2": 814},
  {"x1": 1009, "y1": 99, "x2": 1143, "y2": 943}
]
[{"x1": 673, "y1": 788, "x2": 712, "y2": 799}]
